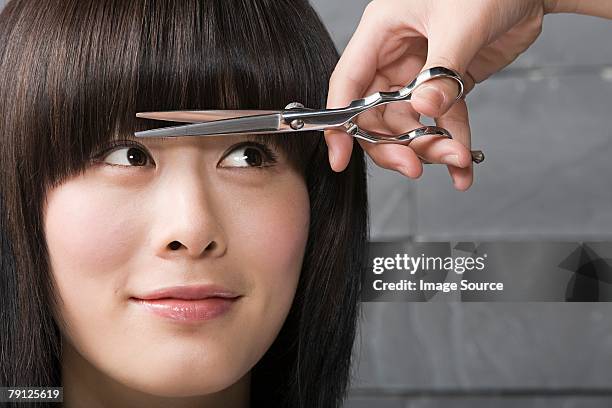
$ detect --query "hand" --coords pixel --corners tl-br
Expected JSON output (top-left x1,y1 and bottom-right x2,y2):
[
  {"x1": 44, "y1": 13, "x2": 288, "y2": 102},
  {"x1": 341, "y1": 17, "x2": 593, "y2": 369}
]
[{"x1": 326, "y1": 0, "x2": 552, "y2": 190}]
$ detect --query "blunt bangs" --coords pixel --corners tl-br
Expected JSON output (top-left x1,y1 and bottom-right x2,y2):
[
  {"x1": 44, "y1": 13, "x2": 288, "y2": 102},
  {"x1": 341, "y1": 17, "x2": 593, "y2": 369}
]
[{"x1": 0, "y1": 0, "x2": 335, "y2": 190}]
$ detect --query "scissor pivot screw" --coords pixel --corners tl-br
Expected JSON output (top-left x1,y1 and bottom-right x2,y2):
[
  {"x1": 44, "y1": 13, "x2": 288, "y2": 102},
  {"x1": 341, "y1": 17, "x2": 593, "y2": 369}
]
[
  {"x1": 290, "y1": 119, "x2": 305, "y2": 130},
  {"x1": 285, "y1": 102, "x2": 304, "y2": 110}
]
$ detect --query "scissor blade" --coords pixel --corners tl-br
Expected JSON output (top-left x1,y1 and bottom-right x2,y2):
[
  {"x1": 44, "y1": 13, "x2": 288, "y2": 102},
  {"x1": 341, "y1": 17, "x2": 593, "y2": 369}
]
[
  {"x1": 135, "y1": 113, "x2": 283, "y2": 138},
  {"x1": 136, "y1": 110, "x2": 279, "y2": 123}
]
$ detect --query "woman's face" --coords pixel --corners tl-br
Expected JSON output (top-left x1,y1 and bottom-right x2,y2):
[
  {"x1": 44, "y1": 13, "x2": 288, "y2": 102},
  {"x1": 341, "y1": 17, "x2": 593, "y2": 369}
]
[{"x1": 43, "y1": 134, "x2": 310, "y2": 397}]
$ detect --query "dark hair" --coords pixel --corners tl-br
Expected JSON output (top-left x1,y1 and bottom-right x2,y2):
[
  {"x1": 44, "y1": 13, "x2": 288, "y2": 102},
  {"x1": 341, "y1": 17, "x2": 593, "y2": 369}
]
[{"x1": 0, "y1": 1, "x2": 368, "y2": 407}]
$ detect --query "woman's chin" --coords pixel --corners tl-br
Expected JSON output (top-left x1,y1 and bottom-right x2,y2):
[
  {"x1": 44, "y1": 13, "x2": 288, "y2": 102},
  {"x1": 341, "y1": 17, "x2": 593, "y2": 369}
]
[{"x1": 110, "y1": 365, "x2": 246, "y2": 398}]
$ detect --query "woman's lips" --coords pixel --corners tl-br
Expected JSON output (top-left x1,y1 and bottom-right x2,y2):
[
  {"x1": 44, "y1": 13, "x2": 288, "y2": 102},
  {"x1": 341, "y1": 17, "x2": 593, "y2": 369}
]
[
  {"x1": 130, "y1": 284, "x2": 242, "y2": 322},
  {"x1": 135, "y1": 284, "x2": 240, "y2": 301},
  {"x1": 132, "y1": 297, "x2": 239, "y2": 322}
]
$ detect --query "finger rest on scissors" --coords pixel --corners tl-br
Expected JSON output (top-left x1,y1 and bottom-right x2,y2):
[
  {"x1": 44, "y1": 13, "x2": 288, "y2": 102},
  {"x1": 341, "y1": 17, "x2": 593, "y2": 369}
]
[
  {"x1": 344, "y1": 122, "x2": 484, "y2": 164},
  {"x1": 420, "y1": 150, "x2": 484, "y2": 165}
]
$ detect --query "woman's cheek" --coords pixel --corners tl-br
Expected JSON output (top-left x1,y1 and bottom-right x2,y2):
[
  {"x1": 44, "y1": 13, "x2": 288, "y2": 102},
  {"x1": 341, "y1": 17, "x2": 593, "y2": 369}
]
[
  {"x1": 222, "y1": 178, "x2": 310, "y2": 313},
  {"x1": 44, "y1": 179, "x2": 145, "y2": 277},
  {"x1": 43, "y1": 178, "x2": 148, "y2": 335}
]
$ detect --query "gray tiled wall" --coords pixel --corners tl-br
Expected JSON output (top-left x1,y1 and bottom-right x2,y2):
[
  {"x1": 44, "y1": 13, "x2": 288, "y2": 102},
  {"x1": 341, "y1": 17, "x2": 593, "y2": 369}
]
[{"x1": 308, "y1": 1, "x2": 612, "y2": 407}]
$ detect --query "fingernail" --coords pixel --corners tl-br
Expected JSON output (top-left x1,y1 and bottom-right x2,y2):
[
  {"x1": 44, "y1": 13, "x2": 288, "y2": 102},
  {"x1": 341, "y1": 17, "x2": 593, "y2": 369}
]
[
  {"x1": 328, "y1": 147, "x2": 336, "y2": 170},
  {"x1": 398, "y1": 166, "x2": 415, "y2": 178},
  {"x1": 414, "y1": 85, "x2": 444, "y2": 110},
  {"x1": 451, "y1": 174, "x2": 461, "y2": 190},
  {"x1": 441, "y1": 154, "x2": 461, "y2": 167}
]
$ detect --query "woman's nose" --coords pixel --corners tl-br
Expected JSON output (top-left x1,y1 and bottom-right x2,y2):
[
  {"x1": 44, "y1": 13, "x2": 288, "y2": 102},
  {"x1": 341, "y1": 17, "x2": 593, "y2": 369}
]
[{"x1": 149, "y1": 169, "x2": 227, "y2": 259}]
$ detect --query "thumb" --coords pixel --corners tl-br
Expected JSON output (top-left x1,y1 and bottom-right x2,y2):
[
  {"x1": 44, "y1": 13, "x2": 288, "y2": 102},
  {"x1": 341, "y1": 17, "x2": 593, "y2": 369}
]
[{"x1": 411, "y1": 29, "x2": 482, "y2": 118}]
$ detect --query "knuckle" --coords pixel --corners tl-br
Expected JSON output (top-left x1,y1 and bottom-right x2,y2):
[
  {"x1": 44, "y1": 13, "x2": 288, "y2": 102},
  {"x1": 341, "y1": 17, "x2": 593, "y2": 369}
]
[
  {"x1": 328, "y1": 66, "x2": 343, "y2": 87},
  {"x1": 363, "y1": 0, "x2": 393, "y2": 21},
  {"x1": 442, "y1": 111, "x2": 469, "y2": 127},
  {"x1": 363, "y1": 0, "x2": 380, "y2": 16}
]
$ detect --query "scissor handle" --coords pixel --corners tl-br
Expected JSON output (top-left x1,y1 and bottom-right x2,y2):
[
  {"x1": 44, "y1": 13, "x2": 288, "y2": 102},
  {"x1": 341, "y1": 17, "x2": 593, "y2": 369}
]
[
  {"x1": 344, "y1": 122, "x2": 484, "y2": 164},
  {"x1": 282, "y1": 66, "x2": 465, "y2": 131},
  {"x1": 349, "y1": 66, "x2": 464, "y2": 112},
  {"x1": 396, "y1": 66, "x2": 464, "y2": 102}
]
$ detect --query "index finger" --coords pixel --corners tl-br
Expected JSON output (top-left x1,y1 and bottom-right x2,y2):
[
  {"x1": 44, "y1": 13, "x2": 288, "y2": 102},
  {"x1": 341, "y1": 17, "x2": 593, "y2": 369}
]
[
  {"x1": 325, "y1": 6, "x2": 393, "y2": 171},
  {"x1": 327, "y1": 3, "x2": 391, "y2": 109}
]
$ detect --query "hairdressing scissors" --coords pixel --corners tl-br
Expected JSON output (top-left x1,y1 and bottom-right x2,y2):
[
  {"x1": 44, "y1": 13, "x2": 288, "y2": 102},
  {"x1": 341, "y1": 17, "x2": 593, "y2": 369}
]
[{"x1": 135, "y1": 66, "x2": 484, "y2": 164}]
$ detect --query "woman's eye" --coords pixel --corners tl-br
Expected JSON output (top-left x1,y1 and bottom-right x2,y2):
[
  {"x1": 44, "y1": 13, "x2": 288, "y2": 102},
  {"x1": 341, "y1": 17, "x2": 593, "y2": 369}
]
[
  {"x1": 102, "y1": 146, "x2": 151, "y2": 167},
  {"x1": 219, "y1": 144, "x2": 276, "y2": 168}
]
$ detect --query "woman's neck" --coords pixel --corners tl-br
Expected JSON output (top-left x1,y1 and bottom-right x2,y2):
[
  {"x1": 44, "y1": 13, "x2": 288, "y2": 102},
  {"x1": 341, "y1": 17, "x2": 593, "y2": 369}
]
[{"x1": 61, "y1": 338, "x2": 250, "y2": 408}]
